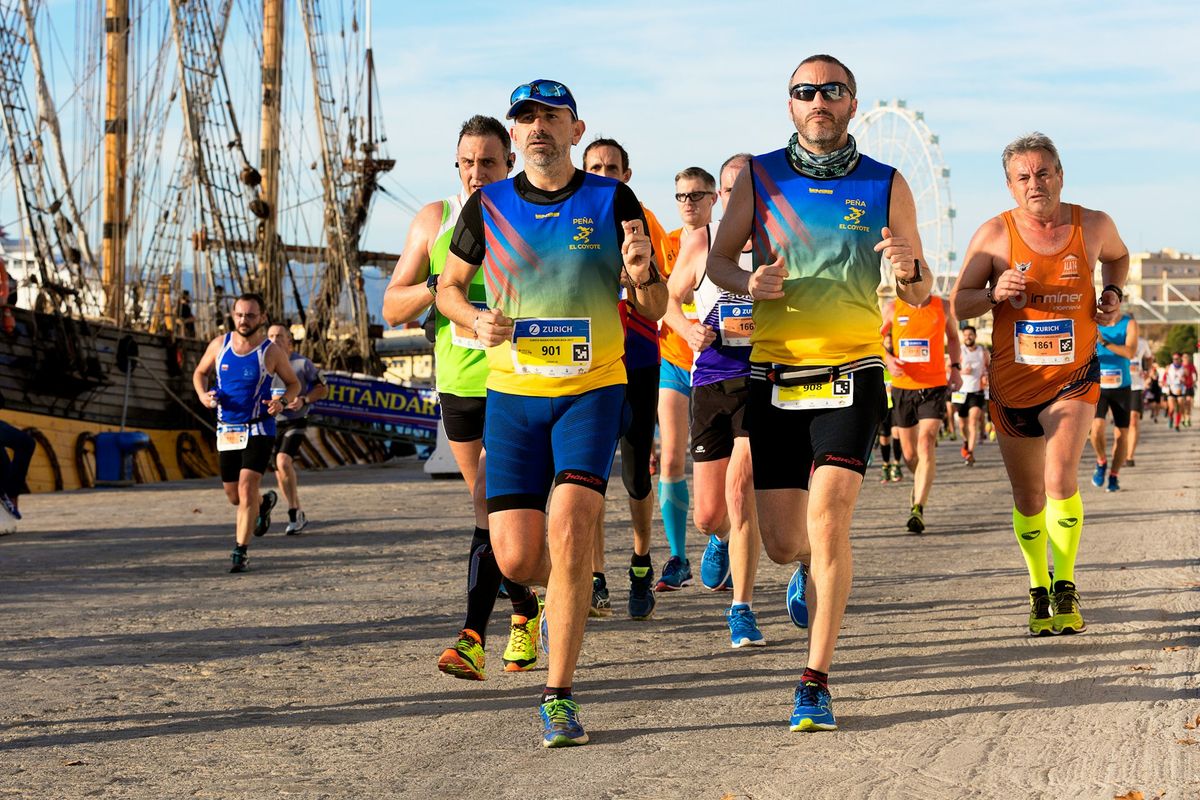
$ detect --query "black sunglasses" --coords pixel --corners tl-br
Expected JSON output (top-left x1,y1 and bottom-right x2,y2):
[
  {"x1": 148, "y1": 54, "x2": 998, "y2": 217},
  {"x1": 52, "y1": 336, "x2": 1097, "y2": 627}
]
[
  {"x1": 675, "y1": 191, "x2": 714, "y2": 203},
  {"x1": 789, "y1": 82, "x2": 852, "y2": 102}
]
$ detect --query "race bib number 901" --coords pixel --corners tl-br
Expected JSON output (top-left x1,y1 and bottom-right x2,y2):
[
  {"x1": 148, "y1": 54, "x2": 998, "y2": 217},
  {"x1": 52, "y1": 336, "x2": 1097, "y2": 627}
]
[{"x1": 512, "y1": 318, "x2": 592, "y2": 377}]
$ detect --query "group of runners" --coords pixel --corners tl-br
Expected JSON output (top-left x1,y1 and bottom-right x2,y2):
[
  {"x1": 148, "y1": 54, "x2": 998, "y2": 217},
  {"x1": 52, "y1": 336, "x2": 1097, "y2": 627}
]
[{"x1": 190, "y1": 53, "x2": 1194, "y2": 749}]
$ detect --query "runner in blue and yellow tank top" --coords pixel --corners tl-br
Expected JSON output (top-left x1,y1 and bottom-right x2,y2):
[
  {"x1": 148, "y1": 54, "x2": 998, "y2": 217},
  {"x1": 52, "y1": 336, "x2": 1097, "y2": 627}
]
[
  {"x1": 436, "y1": 80, "x2": 659, "y2": 750},
  {"x1": 706, "y1": 55, "x2": 930, "y2": 733},
  {"x1": 382, "y1": 116, "x2": 542, "y2": 684}
]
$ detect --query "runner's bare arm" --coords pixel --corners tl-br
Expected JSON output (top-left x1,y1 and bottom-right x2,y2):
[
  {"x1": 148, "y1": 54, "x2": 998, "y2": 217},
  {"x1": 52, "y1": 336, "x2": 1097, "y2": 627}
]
[
  {"x1": 382, "y1": 201, "x2": 442, "y2": 327},
  {"x1": 437, "y1": 251, "x2": 512, "y2": 348},
  {"x1": 878, "y1": 174, "x2": 929, "y2": 305},
  {"x1": 880, "y1": 300, "x2": 904, "y2": 376},
  {"x1": 192, "y1": 338, "x2": 223, "y2": 407},
  {"x1": 664, "y1": 230, "x2": 703, "y2": 338},
  {"x1": 951, "y1": 217, "x2": 1017, "y2": 319},
  {"x1": 1102, "y1": 316, "x2": 1139, "y2": 359},
  {"x1": 264, "y1": 344, "x2": 301, "y2": 415},
  {"x1": 707, "y1": 170, "x2": 759, "y2": 298},
  {"x1": 1090, "y1": 209, "x2": 1130, "y2": 326},
  {"x1": 944, "y1": 300, "x2": 963, "y2": 391}
]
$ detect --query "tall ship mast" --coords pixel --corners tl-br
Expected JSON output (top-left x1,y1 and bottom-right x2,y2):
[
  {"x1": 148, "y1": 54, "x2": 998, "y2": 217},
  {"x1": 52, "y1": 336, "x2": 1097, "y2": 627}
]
[{"x1": 0, "y1": 0, "x2": 400, "y2": 493}]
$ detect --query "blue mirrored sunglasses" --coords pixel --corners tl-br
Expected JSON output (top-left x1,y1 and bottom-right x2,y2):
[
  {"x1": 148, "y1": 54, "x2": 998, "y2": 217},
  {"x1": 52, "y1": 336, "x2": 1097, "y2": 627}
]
[{"x1": 510, "y1": 80, "x2": 572, "y2": 106}]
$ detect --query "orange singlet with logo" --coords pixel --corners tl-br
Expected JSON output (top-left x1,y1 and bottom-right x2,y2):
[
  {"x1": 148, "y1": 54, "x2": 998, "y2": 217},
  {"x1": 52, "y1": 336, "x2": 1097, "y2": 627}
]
[
  {"x1": 658, "y1": 227, "x2": 693, "y2": 370},
  {"x1": 890, "y1": 296, "x2": 947, "y2": 390},
  {"x1": 990, "y1": 203, "x2": 1097, "y2": 409}
]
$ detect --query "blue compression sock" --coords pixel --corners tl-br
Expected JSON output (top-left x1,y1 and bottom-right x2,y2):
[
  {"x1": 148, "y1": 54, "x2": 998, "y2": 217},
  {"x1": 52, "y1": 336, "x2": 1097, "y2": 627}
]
[{"x1": 658, "y1": 477, "x2": 689, "y2": 560}]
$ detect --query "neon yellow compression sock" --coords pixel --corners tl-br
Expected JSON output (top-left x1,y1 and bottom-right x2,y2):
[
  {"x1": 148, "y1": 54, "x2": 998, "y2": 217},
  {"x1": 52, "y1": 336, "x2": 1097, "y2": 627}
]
[
  {"x1": 1012, "y1": 505, "x2": 1050, "y2": 589},
  {"x1": 1045, "y1": 491, "x2": 1084, "y2": 585}
]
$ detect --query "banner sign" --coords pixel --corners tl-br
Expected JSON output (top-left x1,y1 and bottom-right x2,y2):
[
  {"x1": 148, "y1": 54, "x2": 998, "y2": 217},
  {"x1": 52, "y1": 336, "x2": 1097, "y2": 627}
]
[{"x1": 311, "y1": 372, "x2": 439, "y2": 432}]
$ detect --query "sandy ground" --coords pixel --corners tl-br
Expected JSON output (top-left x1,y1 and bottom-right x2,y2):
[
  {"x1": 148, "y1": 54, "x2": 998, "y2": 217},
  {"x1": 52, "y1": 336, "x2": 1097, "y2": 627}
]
[{"x1": 0, "y1": 422, "x2": 1197, "y2": 800}]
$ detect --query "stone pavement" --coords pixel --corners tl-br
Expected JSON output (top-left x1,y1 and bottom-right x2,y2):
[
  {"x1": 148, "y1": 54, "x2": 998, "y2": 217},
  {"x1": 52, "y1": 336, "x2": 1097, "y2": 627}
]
[{"x1": 1, "y1": 424, "x2": 1197, "y2": 799}]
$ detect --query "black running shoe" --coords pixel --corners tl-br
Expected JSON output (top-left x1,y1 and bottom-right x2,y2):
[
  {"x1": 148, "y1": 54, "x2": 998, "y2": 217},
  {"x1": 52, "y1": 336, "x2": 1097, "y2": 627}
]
[
  {"x1": 253, "y1": 490, "x2": 277, "y2": 537},
  {"x1": 229, "y1": 549, "x2": 248, "y2": 573}
]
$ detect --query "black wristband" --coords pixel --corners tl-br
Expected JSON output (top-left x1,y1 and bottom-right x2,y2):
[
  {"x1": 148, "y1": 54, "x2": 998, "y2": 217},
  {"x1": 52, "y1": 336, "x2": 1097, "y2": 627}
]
[
  {"x1": 896, "y1": 258, "x2": 923, "y2": 286},
  {"x1": 951, "y1": 363, "x2": 961, "y2": 370},
  {"x1": 1101, "y1": 284, "x2": 1124, "y2": 302}
]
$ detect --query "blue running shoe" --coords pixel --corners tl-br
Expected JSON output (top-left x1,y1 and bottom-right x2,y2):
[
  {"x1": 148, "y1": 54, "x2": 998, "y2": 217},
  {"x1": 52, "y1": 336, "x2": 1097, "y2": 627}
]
[
  {"x1": 1091, "y1": 462, "x2": 1106, "y2": 488},
  {"x1": 701, "y1": 535, "x2": 731, "y2": 590},
  {"x1": 1106, "y1": 474, "x2": 1120, "y2": 492},
  {"x1": 786, "y1": 564, "x2": 809, "y2": 628},
  {"x1": 540, "y1": 697, "x2": 589, "y2": 747},
  {"x1": 790, "y1": 680, "x2": 837, "y2": 731},
  {"x1": 726, "y1": 604, "x2": 765, "y2": 648},
  {"x1": 655, "y1": 555, "x2": 693, "y2": 592},
  {"x1": 628, "y1": 564, "x2": 656, "y2": 620}
]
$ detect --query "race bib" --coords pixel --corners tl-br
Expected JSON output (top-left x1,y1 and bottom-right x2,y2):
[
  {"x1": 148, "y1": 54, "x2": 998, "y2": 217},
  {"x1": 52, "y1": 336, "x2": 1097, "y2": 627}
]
[
  {"x1": 898, "y1": 338, "x2": 931, "y2": 363},
  {"x1": 1014, "y1": 319, "x2": 1075, "y2": 366},
  {"x1": 451, "y1": 302, "x2": 490, "y2": 350},
  {"x1": 771, "y1": 374, "x2": 854, "y2": 410},
  {"x1": 951, "y1": 391, "x2": 967, "y2": 404},
  {"x1": 718, "y1": 301, "x2": 754, "y2": 347},
  {"x1": 512, "y1": 318, "x2": 591, "y2": 377},
  {"x1": 1100, "y1": 368, "x2": 1123, "y2": 389},
  {"x1": 216, "y1": 423, "x2": 249, "y2": 452}
]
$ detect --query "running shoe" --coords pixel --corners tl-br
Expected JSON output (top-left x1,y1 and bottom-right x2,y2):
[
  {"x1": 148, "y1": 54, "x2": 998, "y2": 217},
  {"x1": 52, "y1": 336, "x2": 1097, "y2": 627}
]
[
  {"x1": 1051, "y1": 580, "x2": 1086, "y2": 634},
  {"x1": 655, "y1": 556, "x2": 693, "y2": 592},
  {"x1": 960, "y1": 444, "x2": 970, "y2": 460},
  {"x1": 906, "y1": 503, "x2": 925, "y2": 534},
  {"x1": 789, "y1": 680, "x2": 837, "y2": 731},
  {"x1": 540, "y1": 698, "x2": 588, "y2": 748},
  {"x1": 1106, "y1": 474, "x2": 1120, "y2": 492},
  {"x1": 1090, "y1": 462, "x2": 1107, "y2": 489},
  {"x1": 786, "y1": 564, "x2": 809, "y2": 628},
  {"x1": 284, "y1": 509, "x2": 308, "y2": 535},
  {"x1": 1028, "y1": 587, "x2": 1054, "y2": 637},
  {"x1": 438, "y1": 629, "x2": 486, "y2": 680},
  {"x1": 628, "y1": 564, "x2": 656, "y2": 619},
  {"x1": 253, "y1": 490, "x2": 277, "y2": 537},
  {"x1": 0, "y1": 493, "x2": 21, "y2": 520},
  {"x1": 502, "y1": 608, "x2": 540, "y2": 672},
  {"x1": 229, "y1": 548, "x2": 248, "y2": 573},
  {"x1": 700, "y1": 534, "x2": 731, "y2": 590},
  {"x1": 889, "y1": 462, "x2": 902, "y2": 482},
  {"x1": 879, "y1": 464, "x2": 890, "y2": 484},
  {"x1": 1126, "y1": 458, "x2": 1136, "y2": 467},
  {"x1": 726, "y1": 604, "x2": 765, "y2": 648},
  {"x1": 589, "y1": 577, "x2": 612, "y2": 618},
  {"x1": 965, "y1": 451, "x2": 976, "y2": 466}
]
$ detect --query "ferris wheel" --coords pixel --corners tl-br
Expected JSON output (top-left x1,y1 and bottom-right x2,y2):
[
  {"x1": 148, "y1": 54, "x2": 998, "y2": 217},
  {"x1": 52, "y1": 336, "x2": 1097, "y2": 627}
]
[{"x1": 850, "y1": 100, "x2": 956, "y2": 295}]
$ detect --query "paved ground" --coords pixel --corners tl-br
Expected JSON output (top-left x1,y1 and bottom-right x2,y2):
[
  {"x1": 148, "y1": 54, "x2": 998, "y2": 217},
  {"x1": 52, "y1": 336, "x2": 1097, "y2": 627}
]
[{"x1": 1, "y1": 423, "x2": 1197, "y2": 799}]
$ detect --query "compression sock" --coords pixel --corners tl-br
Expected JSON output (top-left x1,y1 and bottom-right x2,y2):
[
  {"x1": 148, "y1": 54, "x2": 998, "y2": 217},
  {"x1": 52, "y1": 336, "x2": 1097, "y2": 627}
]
[
  {"x1": 505, "y1": 579, "x2": 539, "y2": 620},
  {"x1": 1045, "y1": 491, "x2": 1084, "y2": 585},
  {"x1": 800, "y1": 667, "x2": 829, "y2": 689},
  {"x1": 631, "y1": 552, "x2": 652, "y2": 568},
  {"x1": 462, "y1": 527, "x2": 503, "y2": 645},
  {"x1": 1012, "y1": 505, "x2": 1050, "y2": 590},
  {"x1": 879, "y1": 441, "x2": 892, "y2": 463},
  {"x1": 658, "y1": 477, "x2": 689, "y2": 560}
]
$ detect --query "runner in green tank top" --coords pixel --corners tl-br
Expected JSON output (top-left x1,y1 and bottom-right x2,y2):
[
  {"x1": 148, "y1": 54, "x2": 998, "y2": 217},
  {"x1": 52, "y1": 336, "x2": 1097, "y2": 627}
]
[{"x1": 383, "y1": 115, "x2": 542, "y2": 681}]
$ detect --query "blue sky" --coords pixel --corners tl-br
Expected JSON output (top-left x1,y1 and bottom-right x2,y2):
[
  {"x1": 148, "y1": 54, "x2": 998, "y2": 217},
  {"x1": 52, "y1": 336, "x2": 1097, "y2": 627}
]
[{"x1": 367, "y1": 0, "x2": 1200, "y2": 275}]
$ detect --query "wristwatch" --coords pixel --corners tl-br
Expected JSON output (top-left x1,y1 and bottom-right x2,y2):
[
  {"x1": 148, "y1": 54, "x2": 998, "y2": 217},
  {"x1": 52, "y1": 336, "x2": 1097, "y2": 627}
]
[{"x1": 426, "y1": 274, "x2": 438, "y2": 297}]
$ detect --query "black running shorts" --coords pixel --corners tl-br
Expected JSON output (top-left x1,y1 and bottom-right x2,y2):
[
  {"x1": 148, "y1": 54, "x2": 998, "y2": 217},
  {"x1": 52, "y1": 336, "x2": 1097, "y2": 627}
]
[
  {"x1": 690, "y1": 377, "x2": 749, "y2": 463},
  {"x1": 954, "y1": 391, "x2": 987, "y2": 418},
  {"x1": 439, "y1": 393, "x2": 486, "y2": 443},
  {"x1": 219, "y1": 435, "x2": 274, "y2": 483},
  {"x1": 746, "y1": 367, "x2": 886, "y2": 491},
  {"x1": 890, "y1": 385, "x2": 948, "y2": 428},
  {"x1": 1095, "y1": 387, "x2": 1132, "y2": 429},
  {"x1": 273, "y1": 419, "x2": 308, "y2": 458}
]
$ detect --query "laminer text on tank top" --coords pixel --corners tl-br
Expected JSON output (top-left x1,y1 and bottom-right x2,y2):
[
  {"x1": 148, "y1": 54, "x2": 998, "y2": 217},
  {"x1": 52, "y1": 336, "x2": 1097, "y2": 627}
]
[
  {"x1": 748, "y1": 148, "x2": 895, "y2": 367},
  {"x1": 449, "y1": 170, "x2": 648, "y2": 398},
  {"x1": 990, "y1": 204, "x2": 1098, "y2": 409}
]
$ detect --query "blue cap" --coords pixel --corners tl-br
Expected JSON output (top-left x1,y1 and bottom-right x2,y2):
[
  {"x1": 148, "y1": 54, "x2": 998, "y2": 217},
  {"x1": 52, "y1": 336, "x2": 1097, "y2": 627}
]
[{"x1": 506, "y1": 79, "x2": 578, "y2": 120}]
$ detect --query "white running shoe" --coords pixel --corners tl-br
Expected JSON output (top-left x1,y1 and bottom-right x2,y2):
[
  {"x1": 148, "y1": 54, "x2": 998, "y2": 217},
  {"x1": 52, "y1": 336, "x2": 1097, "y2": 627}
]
[{"x1": 285, "y1": 509, "x2": 308, "y2": 536}]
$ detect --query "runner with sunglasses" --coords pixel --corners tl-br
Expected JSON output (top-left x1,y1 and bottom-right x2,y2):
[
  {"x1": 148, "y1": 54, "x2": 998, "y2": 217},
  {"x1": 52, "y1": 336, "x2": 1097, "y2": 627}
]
[
  {"x1": 437, "y1": 79, "x2": 659, "y2": 748},
  {"x1": 582, "y1": 137, "x2": 670, "y2": 620},
  {"x1": 707, "y1": 54, "x2": 927, "y2": 731},
  {"x1": 383, "y1": 115, "x2": 542, "y2": 682},
  {"x1": 952, "y1": 132, "x2": 1129, "y2": 637}
]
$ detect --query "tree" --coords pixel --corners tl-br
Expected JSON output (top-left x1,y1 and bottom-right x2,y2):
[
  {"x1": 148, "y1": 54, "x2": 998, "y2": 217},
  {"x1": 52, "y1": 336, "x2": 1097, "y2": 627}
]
[{"x1": 1156, "y1": 324, "x2": 1198, "y2": 365}]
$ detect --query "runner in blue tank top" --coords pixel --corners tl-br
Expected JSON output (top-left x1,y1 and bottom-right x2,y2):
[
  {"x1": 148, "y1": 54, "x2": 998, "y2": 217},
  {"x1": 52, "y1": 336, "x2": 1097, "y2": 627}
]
[
  {"x1": 1088, "y1": 312, "x2": 1138, "y2": 492},
  {"x1": 193, "y1": 293, "x2": 299, "y2": 573}
]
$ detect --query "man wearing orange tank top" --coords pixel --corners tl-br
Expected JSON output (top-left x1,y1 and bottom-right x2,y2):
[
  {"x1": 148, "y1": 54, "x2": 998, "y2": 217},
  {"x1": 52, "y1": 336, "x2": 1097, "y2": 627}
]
[
  {"x1": 881, "y1": 294, "x2": 962, "y2": 534},
  {"x1": 951, "y1": 132, "x2": 1128, "y2": 638}
]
